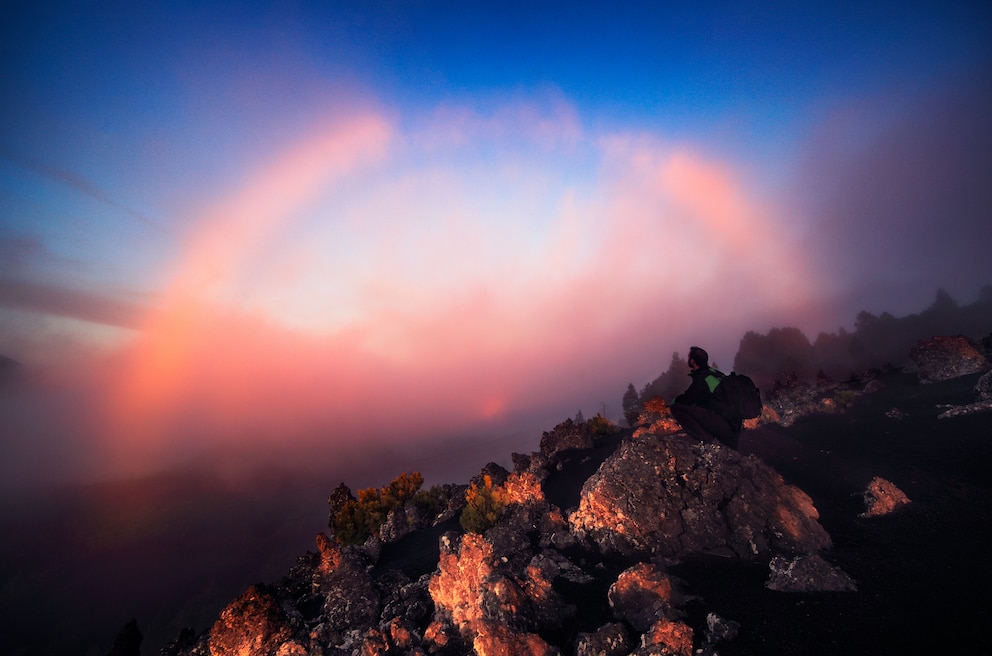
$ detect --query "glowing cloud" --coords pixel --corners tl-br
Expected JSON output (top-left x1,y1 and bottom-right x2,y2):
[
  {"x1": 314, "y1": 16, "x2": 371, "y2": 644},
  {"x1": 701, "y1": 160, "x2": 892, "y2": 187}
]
[{"x1": 65, "y1": 100, "x2": 814, "y2": 478}]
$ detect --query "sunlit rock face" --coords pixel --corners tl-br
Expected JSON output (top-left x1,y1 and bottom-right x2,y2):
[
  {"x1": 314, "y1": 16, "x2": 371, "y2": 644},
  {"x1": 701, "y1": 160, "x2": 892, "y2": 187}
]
[
  {"x1": 631, "y1": 398, "x2": 682, "y2": 439},
  {"x1": 568, "y1": 436, "x2": 831, "y2": 560},
  {"x1": 208, "y1": 584, "x2": 300, "y2": 656},
  {"x1": 427, "y1": 532, "x2": 562, "y2": 656},
  {"x1": 859, "y1": 476, "x2": 911, "y2": 518},
  {"x1": 607, "y1": 563, "x2": 683, "y2": 632},
  {"x1": 910, "y1": 335, "x2": 990, "y2": 383}
]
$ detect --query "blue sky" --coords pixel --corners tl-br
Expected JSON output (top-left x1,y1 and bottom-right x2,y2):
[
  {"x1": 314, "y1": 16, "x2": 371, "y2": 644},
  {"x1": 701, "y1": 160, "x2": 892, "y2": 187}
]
[{"x1": 2, "y1": 0, "x2": 991, "y2": 485}]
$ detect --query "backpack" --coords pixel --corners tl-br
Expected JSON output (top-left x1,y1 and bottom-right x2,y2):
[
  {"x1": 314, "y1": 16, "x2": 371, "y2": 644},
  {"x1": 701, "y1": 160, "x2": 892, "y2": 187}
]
[{"x1": 714, "y1": 372, "x2": 763, "y2": 423}]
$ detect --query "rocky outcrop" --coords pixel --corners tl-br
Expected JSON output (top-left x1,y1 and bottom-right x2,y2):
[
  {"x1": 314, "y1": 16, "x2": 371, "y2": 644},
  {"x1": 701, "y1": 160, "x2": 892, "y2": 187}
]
[
  {"x1": 766, "y1": 553, "x2": 857, "y2": 592},
  {"x1": 859, "y1": 477, "x2": 911, "y2": 517},
  {"x1": 631, "y1": 398, "x2": 682, "y2": 439},
  {"x1": 977, "y1": 371, "x2": 992, "y2": 402},
  {"x1": 909, "y1": 335, "x2": 990, "y2": 383},
  {"x1": 540, "y1": 418, "x2": 594, "y2": 459},
  {"x1": 764, "y1": 372, "x2": 874, "y2": 426},
  {"x1": 568, "y1": 436, "x2": 832, "y2": 560},
  {"x1": 208, "y1": 585, "x2": 300, "y2": 656},
  {"x1": 607, "y1": 563, "x2": 684, "y2": 632},
  {"x1": 937, "y1": 369, "x2": 992, "y2": 419}
]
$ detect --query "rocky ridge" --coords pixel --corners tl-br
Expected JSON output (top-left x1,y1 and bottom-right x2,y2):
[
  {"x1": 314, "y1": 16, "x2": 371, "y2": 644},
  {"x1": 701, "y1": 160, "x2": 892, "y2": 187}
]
[{"x1": 148, "y1": 336, "x2": 990, "y2": 656}]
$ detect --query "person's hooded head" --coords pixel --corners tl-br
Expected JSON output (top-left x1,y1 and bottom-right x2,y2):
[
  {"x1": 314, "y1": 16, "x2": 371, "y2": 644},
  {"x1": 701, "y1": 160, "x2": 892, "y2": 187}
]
[{"x1": 688, "y1": 346, "x2": 709, "y2": 370}]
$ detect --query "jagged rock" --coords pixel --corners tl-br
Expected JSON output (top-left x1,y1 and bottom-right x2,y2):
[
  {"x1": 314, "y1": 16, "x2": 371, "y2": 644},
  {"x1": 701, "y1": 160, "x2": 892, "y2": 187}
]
[
  {"x1": 378, "y1": 571, "x2": 433, "y2": 628},
  {"x1": 575, "y1": 623, "x2": 631, "y2": 656},
  {"x1": 607, "y1": 563, "x2": 683, "y2": 632},
  {"x1": 766, "y1": 553, "x2": 857, "y2": 592},
  {"x1": 208, "y1": 584, "x2": 296, "y2": 656},
  {"x1": 106, "y1": 619, "x2": 142, "y2": 656},
  {"x1": 161, "y1": 627, "x2": 203, "y2": 656},
  {"x1": 977, "y1": 371, "x2": 992, "y2": 402},
  {"x1": 703, "y1": 612, "x2": 740, "y2": 645},
  {"x1": 766, "y1": 374, "x2": 863, "y2": 426},
  {"x1": 909, "y1": 335, "x2": 990, "y2": 383},
  {"x1": 938, "y1": 370, "x2": 992, "y2": 417},
  {"x1": 471, "y1": 620, "x2": 559, "y2": 656},
  {"x1": 859, "y1": 476, "x2": 911, "y2": 517},
  {"x1": 938, "y1": 399, "x2": 992, "y2": 419},
  {"x1": 631, "y1": 618, "x2": 694, "y2": 656},
  {"x1": 380, "y1": 503, "x2": 421, "y2": 543},
  {"x1": 540, "y1": 418, "x2": 594, "y2": 459},
  {"x1": 314, "y1": 532, "x2": 381, "y2": 633},
  {"x1": 428, "y1": 532, "x2": 572, "y2": 654},
  {"x1": 471, "y1": 462, "x2": 511, "y2": 489},
  {"x1": 885, "y1": 407, "x2": 907, "y2": 419},
  {"x1": 568, "y1": 436, "x2": 831, "y2": 560},
  {"x1": 632, "y1": 398, "x2": 682, "y2": 439},
  {"x1": 429, "y1": 532, "x2": 494, "y2": 632}
]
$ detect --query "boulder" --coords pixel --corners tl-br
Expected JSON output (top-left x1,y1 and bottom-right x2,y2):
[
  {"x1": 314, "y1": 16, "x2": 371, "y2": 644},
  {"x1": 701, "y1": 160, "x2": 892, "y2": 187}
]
[
  {"x1": 568, "y1": 436, "x2": 831, "y2": 560},
  {"x1": 540, "y1": 418, "x2": 594, "y2": 459},
  {"x1": 313, "y1": 532, "x2": 381, "y2": 633},
  {"x1": 575, "y1": 623, "x2": 631, "y2": 656},
  {"x1": 909, "y1": 335, "x2": 990, "y2": 383},
  {"x1": 765, "y1": 553, "x2": 857, "y2": 592},
  {"x1": 859, "y1": 476, "x2": 911, "y2": 517},
  {"x1": 631, "y1": 618, "x2": 694, "y2": 656},
  {"x1": 976, "y1": 371, "x2": 992, "y2": 402},
  {"x1": 607, "y1": 563, "x2": 683, "y2": 632},
  {"x1": 428, "y1": 532, "x2": 574, "y2": 655},
  {"x1": 208, "y1": 585, "x2": 296, "y2": 656}
]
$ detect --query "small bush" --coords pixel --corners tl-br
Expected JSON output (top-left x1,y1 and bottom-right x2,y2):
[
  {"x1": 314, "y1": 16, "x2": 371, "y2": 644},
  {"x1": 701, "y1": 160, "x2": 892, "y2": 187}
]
[
  {"x1": 411, "y1": 484, "x2": 448, "y2": 521},
  {"x1": 459, "y1": 475, "x2": 509, "y2": 534},
  {"x1": 329, "y1": 471, "x2": 424, "y2": 545},
  {"x1": 588, "y1": 413, "x2": 620, "y2": 436}
]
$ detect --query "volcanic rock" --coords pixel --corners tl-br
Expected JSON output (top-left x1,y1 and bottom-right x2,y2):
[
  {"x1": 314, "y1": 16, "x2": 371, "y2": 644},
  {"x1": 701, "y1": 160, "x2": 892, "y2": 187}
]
[
  {"x1": 313, "y1": 532, "x2": 380, "y2": 634},
  {"x1": 631, "y1": 398, "x2": 682, "y2": 439},
  {"x1": 766, "y1": 553, "x2": 857, "y2": 592},
  {"x1": 208, "y1": 584, "x2": 299, "y2": 656},
  {"x1": 568, "y1": 435, "x2": 832, "y2": 560},
  {"x1": 428, "y1": 532, "x2": 561, "y2": 655},
  {"x1": 977, "y1": 371, "x2": 992, "y2": 402},
  {"x1": 607, "y1": 563, "x2": 683, "y2": 632},
  {"x1": 909, "y1": 335, "x2": 990, "y2": 383},
  {"x1": 632, "y1": 618, "x2": 694, "y2": 656},
  {"x1": 575, "y1": 622, "x2": 631, "y2": 656},
  {"x1": 859, "y1": 476, "x2": 911, "y2": 517},
  {"x1": 540, "y1": 418, "x2": 594, "y2": 459}
]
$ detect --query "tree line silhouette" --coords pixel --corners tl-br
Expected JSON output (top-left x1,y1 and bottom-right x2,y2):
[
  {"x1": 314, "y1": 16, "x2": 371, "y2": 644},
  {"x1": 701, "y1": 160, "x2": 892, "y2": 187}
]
[{"x1": 624, "y1": 286, "x2": 992, "y2": 423}]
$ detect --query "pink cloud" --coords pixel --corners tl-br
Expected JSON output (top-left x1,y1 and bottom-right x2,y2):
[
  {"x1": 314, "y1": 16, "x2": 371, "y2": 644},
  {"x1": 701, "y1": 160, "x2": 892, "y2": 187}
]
[{"x1": 7, "y1": 101, "x2": 820, "y2": 483}]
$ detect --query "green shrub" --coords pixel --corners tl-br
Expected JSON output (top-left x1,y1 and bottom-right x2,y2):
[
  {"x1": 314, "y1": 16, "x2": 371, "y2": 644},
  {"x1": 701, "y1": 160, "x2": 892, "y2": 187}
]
[
  {"x1": 588, "y1": 413, "x2": 620, "y2": 436},
  {"x1": 411, "y1": 485, "x2": 447, "y2": 521},
  {"x1": 459, "y1": 475, "x2": 509, "y2": 534},
  {"x1": 329, "y1": 471, "x2": 424, "y2": 545}
]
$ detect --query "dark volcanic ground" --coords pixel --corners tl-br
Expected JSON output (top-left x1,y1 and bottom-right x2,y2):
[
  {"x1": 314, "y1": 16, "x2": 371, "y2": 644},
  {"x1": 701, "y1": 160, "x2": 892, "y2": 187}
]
[
  {"x1": 380, "y1": 371, "x2": 992, "y2": 654},
  {"x1": 2, "y1": 371, "x2": 990, "y2": 655},
  {"x1": 588, "y1": 372, "x2": 990, "y2": 655}
]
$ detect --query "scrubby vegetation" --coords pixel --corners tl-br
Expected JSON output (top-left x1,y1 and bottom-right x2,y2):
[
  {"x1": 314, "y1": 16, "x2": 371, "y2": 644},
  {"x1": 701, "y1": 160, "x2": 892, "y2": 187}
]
[
  {"x1": 328, "y1": 472, "x2": 425, "y2": 545},
  {"x1": 459, "y1": 475, "x2": 509, "y2": 534},
  {"x1": 587, "y1": 413, "x2": 620, "y2": 437}
]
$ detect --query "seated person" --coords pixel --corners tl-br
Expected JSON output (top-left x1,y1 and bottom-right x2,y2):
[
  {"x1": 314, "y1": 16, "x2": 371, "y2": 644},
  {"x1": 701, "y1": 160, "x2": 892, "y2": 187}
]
[{"x1": 670, "y1": 346, "x2": 741, "y2": 449}]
